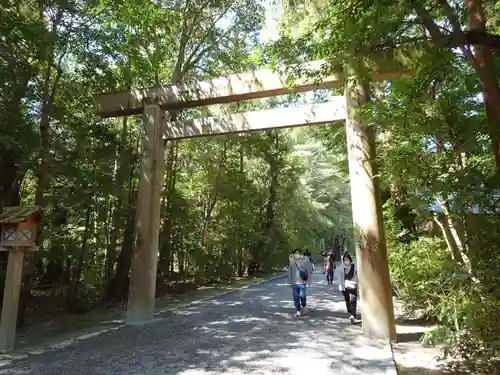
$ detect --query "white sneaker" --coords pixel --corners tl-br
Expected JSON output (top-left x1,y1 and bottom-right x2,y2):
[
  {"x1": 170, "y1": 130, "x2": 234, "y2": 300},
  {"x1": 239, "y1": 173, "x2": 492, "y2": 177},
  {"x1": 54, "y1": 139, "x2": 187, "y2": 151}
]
[
  {"x1": 349, "y1": 315, "x2": 355, "y2": 323},
  {"x1": 295, "y1": 311, "x2": 303, "y2": 317}
]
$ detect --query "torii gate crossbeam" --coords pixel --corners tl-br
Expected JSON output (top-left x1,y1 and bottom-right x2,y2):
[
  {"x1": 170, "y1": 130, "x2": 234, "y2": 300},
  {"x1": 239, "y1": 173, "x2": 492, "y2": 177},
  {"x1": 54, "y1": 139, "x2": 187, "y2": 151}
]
[
  {"x1": 96, "y1": 60, "x2": 408, "y2": 342},
  {"x1": 164, "y1": 98, "x2": 347, "y2": 139}
]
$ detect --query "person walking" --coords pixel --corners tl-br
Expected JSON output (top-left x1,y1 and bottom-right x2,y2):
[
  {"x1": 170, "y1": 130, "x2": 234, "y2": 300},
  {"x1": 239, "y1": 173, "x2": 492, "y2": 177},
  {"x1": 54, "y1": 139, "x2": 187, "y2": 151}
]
[
  {"x1": 338, "y1": 252, "x2": 358, "y2": 323},
  {"x1": 324, "y1": 251, "x2": 335, "y2": 285},
  {"x1": 288, "y1": 249, "x2": 312, "y2": 317}
]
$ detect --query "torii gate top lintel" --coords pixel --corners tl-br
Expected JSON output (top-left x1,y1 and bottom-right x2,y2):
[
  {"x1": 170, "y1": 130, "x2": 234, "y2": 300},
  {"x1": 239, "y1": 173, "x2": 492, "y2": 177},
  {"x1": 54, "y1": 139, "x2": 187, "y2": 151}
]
[{"x1": 94, "y1": 56, "x2": 410, "y2": 119}]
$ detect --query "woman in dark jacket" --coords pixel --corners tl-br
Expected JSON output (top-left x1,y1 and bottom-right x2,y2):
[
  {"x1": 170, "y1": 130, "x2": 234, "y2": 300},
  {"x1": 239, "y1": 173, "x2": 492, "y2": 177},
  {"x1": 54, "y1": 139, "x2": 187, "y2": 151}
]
[{"x1": 339, "y1": 252, "x2": 358, "y2": 323}]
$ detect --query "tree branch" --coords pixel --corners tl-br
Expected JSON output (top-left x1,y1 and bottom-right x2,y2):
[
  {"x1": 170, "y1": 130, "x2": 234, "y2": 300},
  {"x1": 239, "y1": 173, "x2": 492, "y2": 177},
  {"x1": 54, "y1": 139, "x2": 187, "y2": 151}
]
[
  {"x1": 412, "y1": 2, "x2": 446, "y2": 42},
  {"x1": 182, "y1": 5, "x2": 235, "y2": 73},
  {"x1": 435, "y1": 0, "x2": 475, "y2": 59},
  {"x1": 377, "y1": 28, "x2": 500, "y2": 52}
]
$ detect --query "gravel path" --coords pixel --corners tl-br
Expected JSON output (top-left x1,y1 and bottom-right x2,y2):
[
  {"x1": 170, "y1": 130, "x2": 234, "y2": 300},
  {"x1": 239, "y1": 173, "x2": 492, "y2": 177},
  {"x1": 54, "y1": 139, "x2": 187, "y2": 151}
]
[{"x1": 0, "y1": 271, "x2": 397, "y2": 375}]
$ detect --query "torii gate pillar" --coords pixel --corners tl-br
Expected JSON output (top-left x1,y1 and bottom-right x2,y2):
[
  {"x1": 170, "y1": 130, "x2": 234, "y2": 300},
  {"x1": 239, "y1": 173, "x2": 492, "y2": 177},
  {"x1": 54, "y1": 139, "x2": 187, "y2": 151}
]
[
  {"x1": 127, "y1": 104, "x2": 165, "y2": 323},
  {"x1": 345, "y1": 77, "x2": 397, "y2": 341}
]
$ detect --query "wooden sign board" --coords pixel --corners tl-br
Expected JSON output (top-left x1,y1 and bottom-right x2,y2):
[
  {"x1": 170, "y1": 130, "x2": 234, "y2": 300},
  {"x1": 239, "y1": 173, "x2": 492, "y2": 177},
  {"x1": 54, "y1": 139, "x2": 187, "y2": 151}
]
[
  {"x1": 0, "y1": 205, "x2": 40, "y2": 352},
  {"x1": 0, "y1": 206, "x2": 40, "y2": 250}
]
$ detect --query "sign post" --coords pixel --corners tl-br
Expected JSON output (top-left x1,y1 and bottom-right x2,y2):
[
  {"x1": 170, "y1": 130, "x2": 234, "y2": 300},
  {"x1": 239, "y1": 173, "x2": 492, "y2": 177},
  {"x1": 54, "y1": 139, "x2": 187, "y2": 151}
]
[{"x1": 0, "y1": 206, "x2": 40, "y2": 352}]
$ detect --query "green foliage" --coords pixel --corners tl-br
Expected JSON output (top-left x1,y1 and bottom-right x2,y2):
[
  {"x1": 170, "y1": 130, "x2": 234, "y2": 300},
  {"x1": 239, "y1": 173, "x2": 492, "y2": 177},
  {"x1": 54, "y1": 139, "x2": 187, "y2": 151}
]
[
  {"x1": 0, "y1": 0, "x2": 353, "y2": 327},
  {"x1": 389, "y1": 235, "x2": 451, "y2": 316},
  {"x1": 389, "y1": 225, "x2": 500, "y2": 372}
]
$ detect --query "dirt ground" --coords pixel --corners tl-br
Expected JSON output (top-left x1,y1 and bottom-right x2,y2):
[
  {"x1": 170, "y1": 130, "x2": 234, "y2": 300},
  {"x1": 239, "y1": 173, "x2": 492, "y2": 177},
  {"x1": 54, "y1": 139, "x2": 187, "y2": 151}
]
[
  {"x1": 392, "y1": 302, "x2": 470, "y2": 375},
  {"x1": 392, "y1": 333, "x2": 451, "y2": 375}
]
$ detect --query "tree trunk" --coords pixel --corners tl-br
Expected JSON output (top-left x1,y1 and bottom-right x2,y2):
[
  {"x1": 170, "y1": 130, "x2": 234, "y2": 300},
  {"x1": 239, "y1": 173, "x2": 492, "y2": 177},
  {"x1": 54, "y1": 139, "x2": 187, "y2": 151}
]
[
  {"x1": 465, "y1": 0, "x2": 500, "y2": 170},
  {"x1": 199, "y1": 142, "x2": 227, "y2": 247},
  {"x1": 109, "y1": 205, "x2": 136, "y2": 300},
  {"x1": 1, "y1": 54, "x2": 33, "y2": 209},
  {"x1": 0, "y1": 156, "x2": 21, "y2": 209},
  {"x1": 106, "y1": 116, "x2": 132, "y2": 282},
  {"x1": 104, "y1": 140, "x2": 140, "y2": 301},
  {"x1": 159, "y1": 143, "x2": 176, "y2": 274},
  {"x1": 433, "y1": 215, "x2": 460, "y2": 263},
  {"x1": 255, "y1": 131, "x2": 279, "y2": 271},
  {"x1": 18, "y1": 10, "x2": 64, "y2": 327},
  {"x1": 70, "y1": 188, "x2": 94, "y2": 306},
  {"x1": 438, "y1": 201, "x2": 473, "y2": 274},
  {"x1": 237, "y1": 146, "x2": 245, "y2": 277}
]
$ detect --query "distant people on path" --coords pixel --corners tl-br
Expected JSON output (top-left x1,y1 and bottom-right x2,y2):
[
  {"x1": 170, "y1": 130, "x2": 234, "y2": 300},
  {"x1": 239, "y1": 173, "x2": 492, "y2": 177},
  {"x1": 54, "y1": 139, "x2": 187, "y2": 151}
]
[
  {"x1": 338, "y1": 252, "x2": 358, "y2": 324},
  {"x1": 323, "y1": 251, "x2": 335, "y2": 285},
  {"x1": 288, "y1": 249, "x2": 312, "y2": 317},
  {"x1": 320, "y1": 250, "x2": 327, "y2": 274}
]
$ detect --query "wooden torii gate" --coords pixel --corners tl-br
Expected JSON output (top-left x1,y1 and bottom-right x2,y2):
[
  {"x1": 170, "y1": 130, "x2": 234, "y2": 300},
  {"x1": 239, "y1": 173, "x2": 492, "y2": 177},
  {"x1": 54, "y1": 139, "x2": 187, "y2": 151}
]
[{"x1": 94, "y1": 59, "x2": 409, "y2": 341}]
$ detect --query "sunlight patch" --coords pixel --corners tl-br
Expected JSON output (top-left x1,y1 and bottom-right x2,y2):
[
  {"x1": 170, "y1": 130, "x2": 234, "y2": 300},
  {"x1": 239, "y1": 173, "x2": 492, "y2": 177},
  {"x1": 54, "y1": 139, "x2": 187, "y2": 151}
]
[
  {"x1": 175, "y1": 311, "x2": 202, "y2": 316},
  {"x1": 176, "y1": 369, "x2": 214, "y2": 375},
  {"x1": 207, "y1": 316, "x2": 268, "y2": 326},
  {"x1": 248, "y1": 348, "x2": 333, "y2": 375},
  {"x1": 230, "y1": 349, "x2": 272, "y2": 362}
]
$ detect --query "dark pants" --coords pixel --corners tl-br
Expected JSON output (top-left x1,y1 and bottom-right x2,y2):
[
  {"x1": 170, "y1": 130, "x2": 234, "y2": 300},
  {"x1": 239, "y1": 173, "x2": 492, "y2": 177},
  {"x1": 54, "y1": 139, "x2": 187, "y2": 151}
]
[
  {"x1": 292, "y1": 284, "x2": 307, "y2": 312},
  {"x1": 342, "y1": 288, "x2": 357, "y2": 316},
  {"x1": 326, "y1": 270, "x2": 334, "y2": 284}
]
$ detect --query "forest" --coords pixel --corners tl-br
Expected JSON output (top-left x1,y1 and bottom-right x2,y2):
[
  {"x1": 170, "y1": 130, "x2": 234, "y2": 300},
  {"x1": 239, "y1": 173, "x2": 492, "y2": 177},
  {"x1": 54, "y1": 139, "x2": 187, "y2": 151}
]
[{"x1": 1, "y1": 0, "x2": 500, "y2": 372}]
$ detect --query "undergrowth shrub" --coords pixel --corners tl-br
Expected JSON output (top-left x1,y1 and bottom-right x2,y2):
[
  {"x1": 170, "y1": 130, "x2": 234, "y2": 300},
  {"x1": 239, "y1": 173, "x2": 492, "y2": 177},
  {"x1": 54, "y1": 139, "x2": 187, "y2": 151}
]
[{"x1": 389, "y1": 233, "x2": 500, "y2": 373}]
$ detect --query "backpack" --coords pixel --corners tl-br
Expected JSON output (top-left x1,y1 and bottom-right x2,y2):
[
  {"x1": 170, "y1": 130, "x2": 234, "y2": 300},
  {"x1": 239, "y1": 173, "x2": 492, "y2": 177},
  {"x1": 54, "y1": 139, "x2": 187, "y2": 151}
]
[{"x1": 295, "y1": 262, "x2": 309, "y2": 282}]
